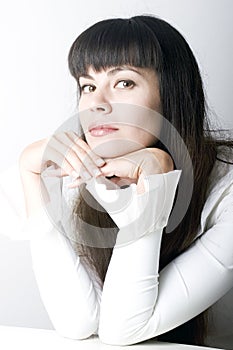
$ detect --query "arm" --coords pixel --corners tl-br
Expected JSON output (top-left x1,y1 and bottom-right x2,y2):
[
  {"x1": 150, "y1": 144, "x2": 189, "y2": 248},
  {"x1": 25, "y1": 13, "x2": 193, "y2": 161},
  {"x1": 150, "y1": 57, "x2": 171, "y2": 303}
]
[
  {"x1": 19, "y1": 134, "x2": 105, "y2": 339},
  {"x1": 18, "y1": 170, "x2": 101, "y2": 339},
  {"x1": 0, "y1": 164, "x2": 28, "y2": 240},
  {"x1": 29, "y1": 213, "x2": 101, "y2": 339},
  {"x1": 95, "y1": 175, "x2": 233, "y2": 345}
]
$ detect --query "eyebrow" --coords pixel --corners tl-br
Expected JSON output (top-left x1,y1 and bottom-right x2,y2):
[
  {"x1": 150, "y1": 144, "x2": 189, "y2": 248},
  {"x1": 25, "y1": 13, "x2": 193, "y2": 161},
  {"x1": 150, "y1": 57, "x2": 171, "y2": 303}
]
[{"x1": 79, "y1": 66, "x2": 143, "y2": 80}]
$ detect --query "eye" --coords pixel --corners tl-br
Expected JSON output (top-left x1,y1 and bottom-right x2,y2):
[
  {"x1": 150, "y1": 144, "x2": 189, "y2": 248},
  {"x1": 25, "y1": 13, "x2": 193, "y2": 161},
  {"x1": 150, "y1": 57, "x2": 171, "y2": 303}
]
[
  {"x1": 115, "y1": 80, "x2": 135, "y2": 89},
  {"x1": 80, "y1": 84, "x2": 96, "y2": 94}
]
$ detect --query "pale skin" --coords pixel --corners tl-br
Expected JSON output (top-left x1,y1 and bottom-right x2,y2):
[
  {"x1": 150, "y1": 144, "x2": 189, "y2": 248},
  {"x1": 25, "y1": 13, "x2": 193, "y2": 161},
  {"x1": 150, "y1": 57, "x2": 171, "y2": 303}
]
[{"x1": 19, "y1": 65, "x2": 174, "y2": 217}]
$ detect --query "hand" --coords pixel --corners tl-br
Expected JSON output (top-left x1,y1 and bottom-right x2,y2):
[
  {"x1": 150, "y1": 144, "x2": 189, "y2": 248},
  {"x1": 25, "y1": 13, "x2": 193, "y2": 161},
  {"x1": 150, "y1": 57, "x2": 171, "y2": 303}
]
[
  {"x1": 19, "y1": 132, "x2": 106, "y2": 182},
  {"x1": 69, "y1": 147, "x2": 173, "y2": 190},
  {"x1": 100, "y1": 148, "x2": 174, "y2": 193},
  {"x1": 101, "y1": 148, "x2": 173, "y2": 176}
]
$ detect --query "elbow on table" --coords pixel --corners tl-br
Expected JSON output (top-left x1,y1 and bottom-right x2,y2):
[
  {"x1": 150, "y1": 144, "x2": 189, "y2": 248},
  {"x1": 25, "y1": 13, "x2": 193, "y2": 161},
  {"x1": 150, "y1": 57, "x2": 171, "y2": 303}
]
[
  {"x1": 55, "y1": 325, "x2": 96, "y2": 340},
  {"x1": 99, "y1": 330, "x2": 134, "y2": 346},
  {"x1": 53, "y1": 318, "x2": 98, "y2": 341},
  {"x1": 98, "y1": 321, "x2": 145, "y2": 346}
]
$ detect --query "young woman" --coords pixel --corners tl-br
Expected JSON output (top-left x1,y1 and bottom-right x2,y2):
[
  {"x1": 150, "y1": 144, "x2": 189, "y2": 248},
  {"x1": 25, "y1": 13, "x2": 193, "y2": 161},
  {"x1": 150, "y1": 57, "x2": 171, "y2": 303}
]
[{"x1": 19, "y1": 15, "x2": 233, "y2": 347}]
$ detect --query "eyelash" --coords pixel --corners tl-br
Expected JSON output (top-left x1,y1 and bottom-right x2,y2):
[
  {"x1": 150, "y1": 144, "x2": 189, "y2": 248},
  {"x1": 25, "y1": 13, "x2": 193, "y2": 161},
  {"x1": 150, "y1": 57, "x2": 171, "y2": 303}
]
[
  {"x1": 80, "y1": 80, "x2": 135, "y2": 94},
  {"x1": 115, "y1": 80, "x2": 135, "y2": 89},
  {"x1": 80, "y1": 85, "x2": 96, "y2": 93}
]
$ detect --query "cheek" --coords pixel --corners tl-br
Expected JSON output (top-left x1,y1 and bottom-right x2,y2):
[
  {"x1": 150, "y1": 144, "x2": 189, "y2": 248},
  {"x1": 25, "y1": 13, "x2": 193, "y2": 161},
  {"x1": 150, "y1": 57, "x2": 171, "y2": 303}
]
[
  {"x1": 144, "y1": 96, "x2": 161, "y2": 114},
  {"x1": 124, "y1": 127, "x2": 157, "y2": 147},
  {"x1": 125, "y1": 110, "x2": 162, "y2": 145},
  {"x1": 78, "y1": 108, "x2": 92, "y2": 135},
  {"x1": 78, "y1": 97, "x2": 87, "y2": 112}
]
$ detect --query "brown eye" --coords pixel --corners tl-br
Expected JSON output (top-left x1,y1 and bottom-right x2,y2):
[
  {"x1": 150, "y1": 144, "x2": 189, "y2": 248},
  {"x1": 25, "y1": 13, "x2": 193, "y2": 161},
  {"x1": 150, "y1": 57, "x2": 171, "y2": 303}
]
[
  {"x1": 115, "y1": 80, "x2": 135, "y2": 89},
  {"x1": 81, "y1": 85, "x2": 96, "y2": 93}
]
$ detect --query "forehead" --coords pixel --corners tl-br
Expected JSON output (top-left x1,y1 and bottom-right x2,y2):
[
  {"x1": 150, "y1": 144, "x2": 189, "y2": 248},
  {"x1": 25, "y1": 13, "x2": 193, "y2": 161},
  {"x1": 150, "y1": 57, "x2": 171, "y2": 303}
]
[{"x1": 79, "y1": 65, "x2": 158, "y2": 80}]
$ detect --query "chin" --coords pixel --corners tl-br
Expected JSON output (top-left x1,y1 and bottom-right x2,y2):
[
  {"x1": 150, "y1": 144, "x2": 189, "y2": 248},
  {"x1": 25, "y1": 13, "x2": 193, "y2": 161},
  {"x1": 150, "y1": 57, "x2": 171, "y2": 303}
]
[{"x1": 89, "y1": 139, "x2": 144, "y2": 159}]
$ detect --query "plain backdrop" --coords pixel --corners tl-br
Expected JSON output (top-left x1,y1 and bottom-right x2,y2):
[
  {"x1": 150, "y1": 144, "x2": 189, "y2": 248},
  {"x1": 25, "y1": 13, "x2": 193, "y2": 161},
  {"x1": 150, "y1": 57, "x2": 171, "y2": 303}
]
[{"x1": 0, "y1": 0, "x2": 232, "y2": 329}]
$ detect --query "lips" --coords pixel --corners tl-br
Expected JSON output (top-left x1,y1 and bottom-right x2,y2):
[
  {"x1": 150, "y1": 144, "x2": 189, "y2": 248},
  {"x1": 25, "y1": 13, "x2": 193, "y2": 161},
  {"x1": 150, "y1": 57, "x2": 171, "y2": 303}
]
[{"x1": 88, "y1": 123, "x2": 119, "y2": 137}]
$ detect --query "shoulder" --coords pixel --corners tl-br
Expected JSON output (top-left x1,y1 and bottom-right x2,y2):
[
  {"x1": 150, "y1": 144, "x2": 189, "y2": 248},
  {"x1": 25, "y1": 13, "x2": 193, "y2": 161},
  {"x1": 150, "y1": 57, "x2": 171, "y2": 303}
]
[
  {"x1": 209, "y1": 145, "x2": 233, "y2": 194},
  {"x1": 207, "y1": 146, "x2": 233, "y2": 194},
  {"x1": 199, "y1": 149, "x2": 233, "y2": 234}
]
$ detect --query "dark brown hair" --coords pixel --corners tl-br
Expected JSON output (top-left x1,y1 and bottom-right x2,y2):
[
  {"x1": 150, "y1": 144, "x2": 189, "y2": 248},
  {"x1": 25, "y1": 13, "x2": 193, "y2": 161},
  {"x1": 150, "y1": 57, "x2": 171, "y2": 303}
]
[{"x1": 68, "y1": 15, "x2": 233, "y2": 345}]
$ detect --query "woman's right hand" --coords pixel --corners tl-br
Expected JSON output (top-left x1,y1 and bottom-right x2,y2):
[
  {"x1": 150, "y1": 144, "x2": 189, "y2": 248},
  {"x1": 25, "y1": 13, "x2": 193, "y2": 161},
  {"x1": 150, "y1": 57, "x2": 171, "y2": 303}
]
[
  {"x1": 19, "y1": 131, "x2": 106, "y2": 216},
  {"x1": 19, "y1": 131, "x2": 106, "y2": 182}
]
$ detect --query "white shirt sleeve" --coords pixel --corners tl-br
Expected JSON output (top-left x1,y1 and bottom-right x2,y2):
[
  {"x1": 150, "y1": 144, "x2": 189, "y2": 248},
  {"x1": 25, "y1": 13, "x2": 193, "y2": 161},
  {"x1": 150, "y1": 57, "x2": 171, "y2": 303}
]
[
  {"x1": 27, "y1": 171, "x2": 102, "y2": 340},
  {"x1": 0, "y1": 164, "x2": 101, "y2": 339},
  {"x1": 0, "y1": 164, "x2": 29, "y2": 240},
  {"x1": 28, "y1": 169, "x2": 182, "y2": 341},
  {"x1": 29, "y1": 220, "x2": 101, "y2": 339},
  {"x1": 8, "y1": 163, "x2": 232, "y2": 346},
  {"x1": 95, "y1": 178, "x2": 233, "y2": 345}
]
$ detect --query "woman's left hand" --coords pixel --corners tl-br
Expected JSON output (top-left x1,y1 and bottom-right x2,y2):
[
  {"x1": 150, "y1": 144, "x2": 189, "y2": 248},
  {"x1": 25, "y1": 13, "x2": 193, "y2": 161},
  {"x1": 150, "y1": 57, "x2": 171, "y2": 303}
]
[
  {"x1": 68, "y1": 148, "x2": 174, "y2": 193},
  {"x1": 100, "y1": 148, "x2": 174, "y2": 193}
]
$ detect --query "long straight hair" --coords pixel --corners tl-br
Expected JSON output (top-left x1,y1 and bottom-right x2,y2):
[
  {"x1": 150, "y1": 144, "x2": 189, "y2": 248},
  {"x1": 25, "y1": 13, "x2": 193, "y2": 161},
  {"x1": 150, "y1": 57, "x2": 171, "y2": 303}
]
[{"x1": 68, "y1": 15, "x2": 232, "y2": 345}]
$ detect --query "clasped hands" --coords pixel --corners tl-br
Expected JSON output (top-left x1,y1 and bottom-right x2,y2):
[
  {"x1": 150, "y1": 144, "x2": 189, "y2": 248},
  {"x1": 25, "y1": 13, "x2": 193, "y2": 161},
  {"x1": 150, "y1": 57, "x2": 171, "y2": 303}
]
[{"x1": 20, "y1": 131, "x2": 174, "y2": 194}]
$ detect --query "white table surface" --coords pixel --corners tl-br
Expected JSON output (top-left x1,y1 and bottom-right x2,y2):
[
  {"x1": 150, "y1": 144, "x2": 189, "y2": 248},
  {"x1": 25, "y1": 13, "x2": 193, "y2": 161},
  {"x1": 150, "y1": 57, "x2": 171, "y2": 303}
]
[{"x1": 0, "y1": 326, "x2": 222, "y2": 350}]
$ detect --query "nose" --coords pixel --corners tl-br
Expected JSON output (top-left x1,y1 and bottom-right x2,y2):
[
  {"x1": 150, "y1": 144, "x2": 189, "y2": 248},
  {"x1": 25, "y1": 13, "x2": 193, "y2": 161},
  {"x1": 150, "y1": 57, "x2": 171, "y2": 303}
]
[
  {"x1": 90, "y1": 102, "x2": 112, "y2": 114},
  {"x1": 89, "y1": 89, "x2": 112, "y2": 114}
]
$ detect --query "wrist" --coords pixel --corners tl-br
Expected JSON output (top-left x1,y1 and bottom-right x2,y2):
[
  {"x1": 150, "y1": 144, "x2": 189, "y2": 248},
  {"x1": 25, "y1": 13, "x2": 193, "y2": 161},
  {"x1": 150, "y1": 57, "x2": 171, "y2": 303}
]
[{"x1": 145, "y1": 149, "x2": 174, "y2": 175}]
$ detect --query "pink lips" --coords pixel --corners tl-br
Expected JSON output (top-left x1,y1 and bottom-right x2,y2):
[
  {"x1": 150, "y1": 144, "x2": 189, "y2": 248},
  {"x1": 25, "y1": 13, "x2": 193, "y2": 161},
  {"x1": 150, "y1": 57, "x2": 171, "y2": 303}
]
[{"x1": 88, "y1": 124, "x2": 119, "y2": 137}]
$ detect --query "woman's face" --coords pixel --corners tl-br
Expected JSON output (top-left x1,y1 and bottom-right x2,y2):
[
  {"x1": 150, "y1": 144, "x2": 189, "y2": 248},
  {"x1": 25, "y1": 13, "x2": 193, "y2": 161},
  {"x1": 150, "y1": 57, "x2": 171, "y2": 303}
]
[{"x1": 78, "y1": 65, "x2": 162, "y2": 158}]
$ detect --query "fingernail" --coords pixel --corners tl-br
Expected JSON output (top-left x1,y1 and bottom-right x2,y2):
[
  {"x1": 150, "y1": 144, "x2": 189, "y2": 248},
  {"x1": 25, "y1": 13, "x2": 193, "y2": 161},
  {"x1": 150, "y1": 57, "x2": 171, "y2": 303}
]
[
  {"x1": 93, "y1": 168, "x2": 102, "y2": 177},
  {"x1": 83, "y1": 171, "x2": 92, "y2": 180},
  {"x1": 96, "y1": 158, "x2": 105, "y2": 166}
]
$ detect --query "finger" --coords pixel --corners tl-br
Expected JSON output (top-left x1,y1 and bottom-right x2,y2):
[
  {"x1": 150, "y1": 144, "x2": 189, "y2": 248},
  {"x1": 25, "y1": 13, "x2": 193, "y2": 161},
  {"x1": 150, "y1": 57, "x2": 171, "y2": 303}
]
[
  {"x1": 51, "y1": 149, "x2": 92, "y2": 182},
  {"x1": 66, "y1": 177, "x2": 84, "y2": 189},
  {"x1": 51, "y1": 133, "x2": 103, "y2": 178},
  {"x1": 48, "y1": 135, "x2": 92, "y2": 179},
  {"x1": 101, "y1": 158, "x2": 139, "y2": 179},
  {"x1": 67, "y1": 132, "x2": 106, "y2": 167},
  {"x1": 43, "y1": 145, "x2": 81, "y2": 179}
]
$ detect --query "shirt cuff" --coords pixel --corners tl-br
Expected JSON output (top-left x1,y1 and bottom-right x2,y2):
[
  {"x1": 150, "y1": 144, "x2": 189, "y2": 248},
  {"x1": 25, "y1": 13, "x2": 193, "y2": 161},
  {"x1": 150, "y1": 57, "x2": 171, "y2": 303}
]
[{"x1": 86, "y1": 170, "x2": 181, "y2": 246}]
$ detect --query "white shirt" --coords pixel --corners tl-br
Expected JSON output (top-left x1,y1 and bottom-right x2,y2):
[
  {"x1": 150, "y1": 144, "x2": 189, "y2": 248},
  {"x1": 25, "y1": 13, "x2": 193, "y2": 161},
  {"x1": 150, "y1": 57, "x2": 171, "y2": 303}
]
[{"x1": 0, "y1": 157, "x2": 233, "y2": 348}]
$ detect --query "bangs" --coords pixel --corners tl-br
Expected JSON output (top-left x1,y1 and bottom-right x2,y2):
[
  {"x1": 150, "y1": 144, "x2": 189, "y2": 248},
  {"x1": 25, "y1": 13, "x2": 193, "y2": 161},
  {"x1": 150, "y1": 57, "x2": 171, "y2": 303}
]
[{"x1": 68, "y1": 17, "x2": 162, "y2": 80}]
